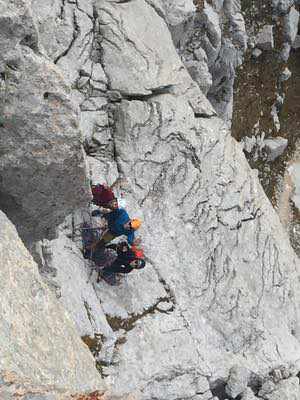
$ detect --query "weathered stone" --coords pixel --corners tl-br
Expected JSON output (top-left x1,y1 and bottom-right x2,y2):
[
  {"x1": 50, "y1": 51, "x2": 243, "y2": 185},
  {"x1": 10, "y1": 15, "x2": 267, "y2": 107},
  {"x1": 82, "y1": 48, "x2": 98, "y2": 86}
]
[
  {"x1": 0, "y1": 211, "x2": 104, "y2": 391},
  {"x1": 279, "y1": 67, "x2": 292, "y2": 81},
  {"x1": 256, "y1": 25, "x2": 274, "y2": 51},
  {"x1": 289, "y1": 161, "x2": 300, "y2": 211},
  {"x1": 259, "y1": 377, "x2": 300, "y2": 399},
  {"x1": 97, "y1": 0, "x2": 182, "y2": 96},
  {"x1": 103, "y1": 91, "x2": 300, "y2": 397},
  {"x1": 272, "y1": 0, "x2": 294, "y2": 15},
  {"x1": 264, "y1": 137, "x2": 288, "y2": 161},
  {"x1": 283, "y1": 6, "x2": 299, "y2": 44},
  {"x1": 163, "y1": 0, "x2": 195, "y2": 27},
  {"x1": 292, "y1": 35, "x2": 300, "y2": 49},
  {"x1": 252, "y1": 48, "x2": 262, "y2": 58},
  {"x1": 226, "y1": 365, "x2": 250, "y2": 398},
  {"x1": 3, "y1": 1, "x2": 300, "y2": 400},
  {"x1": 0, "y1": 1, "x2": 90, "y2": 243},
  {"x1": 46, "y1": 233, "x2": 117, "y2": 364},
  {"x1": 185, "y1": 59, "x2": 212, "y2": 95},
  {"x1": 240, "y1": 387, "x2": 257, "y2": 400}
]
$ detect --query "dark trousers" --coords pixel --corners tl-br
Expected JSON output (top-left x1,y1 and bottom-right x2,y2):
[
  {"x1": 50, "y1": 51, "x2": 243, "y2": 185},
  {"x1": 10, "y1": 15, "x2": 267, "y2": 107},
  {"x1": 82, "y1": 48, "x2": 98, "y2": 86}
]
[{"x1": 102, "y1": 261, "x2": 132, "y2": 276}]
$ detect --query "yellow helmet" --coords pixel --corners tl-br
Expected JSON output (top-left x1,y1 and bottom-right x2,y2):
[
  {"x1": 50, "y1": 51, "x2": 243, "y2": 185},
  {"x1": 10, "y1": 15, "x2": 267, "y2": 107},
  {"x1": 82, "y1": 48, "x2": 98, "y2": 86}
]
[{"x1": 131, "y1": 218, "x2": 141, "y2": 230}]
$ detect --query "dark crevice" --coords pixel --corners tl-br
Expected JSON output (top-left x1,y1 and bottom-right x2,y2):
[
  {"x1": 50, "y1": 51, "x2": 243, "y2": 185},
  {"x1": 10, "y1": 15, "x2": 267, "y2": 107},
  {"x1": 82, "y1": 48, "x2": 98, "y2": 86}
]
[
  {"x1": 54, "y1": 9, "x2": 80, "y2": 64},
  {"x1": 60, "y1": 0, "x2": 65, "y2": 19},
  {"x1": 106, "y1": 297, "x2": 175, "y2": 333},
  {"x1": 121, "y1": 85, "x2": 175, "y2": 101},
  {"x1": 210, "y1": 379, "x2": 228, "y2": 400},
  {"x1": 111, "y1": 0, "x2": 132, "y2": 3},
  {"x1": 19, "y1": 34, "x2": 39, "y2": 52},
  {"x1": 194, "y1": 112, "x2": 215, "y2": 118}
]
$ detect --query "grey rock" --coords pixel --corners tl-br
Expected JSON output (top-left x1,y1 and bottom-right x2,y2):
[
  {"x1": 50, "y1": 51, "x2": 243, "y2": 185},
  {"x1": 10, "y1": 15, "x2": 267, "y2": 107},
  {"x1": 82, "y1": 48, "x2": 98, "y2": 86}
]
[
  {"x1": 3, "y1": 1, "x2": 300, "y2": 399},
  {"x1": 192, "y1": 392, "x2": 213, "y2": 400},
  {"x1": 163, "y1": 0, "x2": 195, "y2": 48},
  {"x1": 283, "y1": 6, "x2": 299, "y2": 44},
  {"x1": 289, "y1": 162, "x2": 300, "y2": 211},
  {"x1": 271, "y1": 103, "x2": 281, "y2": 132},
  {"x1": 142, "y1": 373, "x2": 201, "y2": 400},
  {"x1": 103, "y1": 91, "x2": 300, "y2": 396},
  {"x1": 196, "y1": 376, "x2": 210, "y2": 393},
  {"x1": 0, "y1": 1, "x2": 90, "y2": 243},
  {"x1": 256, "y1": 25, "x2": 274, "y2": 51},
  {"x1": 226, "y1": 365, "x2": 250, "y2": 398},
  {"x1": 259, "y1": 377, "x2": 300, "y2": 399},
  {"x1": 241, "y1": 136, "x2": 257, "y2": 153},
  {"x1": 47, "y1": 233, "x2": 117, "y2": 364},
  {"x1": 252, "y1": 48, "x2": 262, "y2": 58},
  {"x1": 163, "y1": 0, "x2": 195, "y2": 27},
  {"x1": 240, "y1": 387, "x2": 257, "y2": 400},
  {"x1": 272, "y1": 0, "x2": 294, "y2": 15},
  {"x1": 185, "y1": 59, "x2": 212, "y2": 95},
  {"x1": 97, "y1": 0, "x2": 182, "y2": 96},
  {"x1": 202, "y1": 4, "x2": 222, "y2": 64},
  {"x1": 280, "y1": 67, "x2": 292, "y2": 81},
  {"x1": 264, "y1": 137, "x2": 288, "y2": 161},
  {"x1": 0, "y1": 211, "x2": 104, "y2": 391},
  {"x1": 88, "y1": 156, "x2": 119, "y2": 188},
  {"x1": 292, "y1": 35, "x2": 300, "y2": 49},
  {"x1": 194, "y1": 47, "x2": 209, "y2": 63},
  {"x1": 280, "y1": 42, "x2": 292, "y2": 62}
]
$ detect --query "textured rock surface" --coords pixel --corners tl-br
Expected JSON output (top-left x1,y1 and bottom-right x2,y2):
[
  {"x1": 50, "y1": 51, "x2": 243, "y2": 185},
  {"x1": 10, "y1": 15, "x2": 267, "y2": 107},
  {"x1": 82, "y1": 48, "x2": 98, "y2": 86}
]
[
  {"x1": 47, "y1": 233, "x2": 117, "y2": 364},
  {"x1": 226, "y1": 365, "x2": 250, "y2": 398},
  {"x1": 259, "y1": 376, "x2": 300, "y2": 399},
  {"x1": 2, "y1": 0, "x2": 300, "y2": 399},
  {"x1": 0, "y1": 210, "x2": 104, "y2": 391},
  {"x1": 0, "y1": 0, "x2": 90, "y2": 243}
]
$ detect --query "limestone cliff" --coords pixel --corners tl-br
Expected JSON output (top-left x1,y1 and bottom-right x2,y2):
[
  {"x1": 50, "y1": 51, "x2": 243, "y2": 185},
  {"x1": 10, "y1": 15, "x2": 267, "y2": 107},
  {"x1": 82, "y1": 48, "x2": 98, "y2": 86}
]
[{"x1": 1, "y1": 0, "x2": 300, "y2": 399}]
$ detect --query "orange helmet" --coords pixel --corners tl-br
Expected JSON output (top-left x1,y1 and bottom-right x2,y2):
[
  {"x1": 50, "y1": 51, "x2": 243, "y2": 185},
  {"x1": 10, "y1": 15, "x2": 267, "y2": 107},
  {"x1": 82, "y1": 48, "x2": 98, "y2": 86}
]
[{"x1": 131, "y1": 218, "x2": 141, "y2": 230}]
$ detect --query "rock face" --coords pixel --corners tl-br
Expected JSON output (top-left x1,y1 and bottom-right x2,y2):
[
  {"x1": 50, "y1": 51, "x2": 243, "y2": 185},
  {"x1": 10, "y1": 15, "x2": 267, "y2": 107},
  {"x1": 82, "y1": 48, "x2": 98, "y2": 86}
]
[
  {"x1": 0, "y1": 0, "x2": 90, "y2": 243},
  {"x1": 2, "y1": 0, "x2": 300, "y2": 400},
  {"x1": 0, "y1": 210, "x2": 104, "y2": 392}
]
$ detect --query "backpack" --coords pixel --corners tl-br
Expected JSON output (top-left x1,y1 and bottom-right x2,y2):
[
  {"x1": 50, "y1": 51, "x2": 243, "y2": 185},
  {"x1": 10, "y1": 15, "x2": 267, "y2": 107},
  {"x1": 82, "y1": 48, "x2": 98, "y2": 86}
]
[
  {"x1": 91, "y1": 184, "x2": 115, "y2": 207},
  {"x1": 81, "y1": 222, "x2": 102, "y2": 259}
]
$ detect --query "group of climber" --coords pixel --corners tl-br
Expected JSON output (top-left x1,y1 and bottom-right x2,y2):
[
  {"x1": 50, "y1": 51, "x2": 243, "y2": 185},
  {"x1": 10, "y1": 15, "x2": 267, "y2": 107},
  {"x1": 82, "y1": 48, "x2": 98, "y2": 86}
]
[{"x1": 83, "y1": 180, "x2": 145, "y2": 286}]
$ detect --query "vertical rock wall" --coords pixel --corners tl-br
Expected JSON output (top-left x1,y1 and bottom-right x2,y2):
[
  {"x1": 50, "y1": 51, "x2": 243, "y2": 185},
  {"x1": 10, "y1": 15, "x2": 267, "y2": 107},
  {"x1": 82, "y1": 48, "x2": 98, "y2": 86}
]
[
  {"x1": 1, "y1": 0, "x2": 300, "y2": 399},
  {"x1": 0, "y1": 0, "x2": 90, "y2": 243}
]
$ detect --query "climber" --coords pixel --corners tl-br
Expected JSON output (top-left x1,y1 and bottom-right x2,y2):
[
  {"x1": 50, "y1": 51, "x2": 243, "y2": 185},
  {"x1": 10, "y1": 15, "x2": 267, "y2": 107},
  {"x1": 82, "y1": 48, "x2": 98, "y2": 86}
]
[
  {"x1": 91, "y1": 183, "x2": 118, "y2": 211},
  {"x1": 91, "y1": 208, "x2": 142, "y2": 251},
  {"x1": 99, "y1": 241, "x2": 146, "y2": 285}
]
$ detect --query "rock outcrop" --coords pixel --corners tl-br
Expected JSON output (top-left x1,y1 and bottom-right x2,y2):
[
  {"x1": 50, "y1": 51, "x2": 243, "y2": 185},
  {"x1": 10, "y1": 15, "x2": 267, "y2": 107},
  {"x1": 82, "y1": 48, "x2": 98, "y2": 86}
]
[
  {"x1": 0, "y1": 0, "x2": 90, "y2": 243},
  {"x1": 1, "y1": 0, "x2": 300, "y2": 399},
  {"x1": 0, "y1": 210, "x2": 104, "y2": 392}
]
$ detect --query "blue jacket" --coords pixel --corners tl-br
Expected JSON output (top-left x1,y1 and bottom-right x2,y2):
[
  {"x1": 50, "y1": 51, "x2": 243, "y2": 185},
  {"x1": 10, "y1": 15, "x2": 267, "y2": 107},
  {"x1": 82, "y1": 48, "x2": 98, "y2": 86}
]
[{"x1": 105, "y1": 208, "x2": 135, "y2": 244}]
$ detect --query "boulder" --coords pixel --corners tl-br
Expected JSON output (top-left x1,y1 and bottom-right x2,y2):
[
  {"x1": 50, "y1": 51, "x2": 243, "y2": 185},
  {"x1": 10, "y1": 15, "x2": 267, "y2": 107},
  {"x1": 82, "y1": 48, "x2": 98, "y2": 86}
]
[
  {"x1": 252, "y1": 48, "x2": 262, "y2": 58},
  {"x1": 226, "y1": 366, "x2": 250, "y2": 398},
  {"x1": 241, "y1": 387, "x2": 257, "y2": 399},
  {"x1": 259, "y1": 377, "x2": 300, "y2": 400},
  {"x1": 185, "y1": 59, "x2": 213, "y2": 95},
  {"x1": 256, "y1": 25, "x2": 274, "y2": 51},
  {"x1": 272, "y1": 0, "x2": 294, "y2": 15},
  {"x1": 264, "y1": 137, "x2": 288, "y2": 161},
  {"x1": 279, "y1": 67, "x2": 292, "y2": 81},
  {"x1": 283, "y1": 6, "x2": 299, "y2": 44}
]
